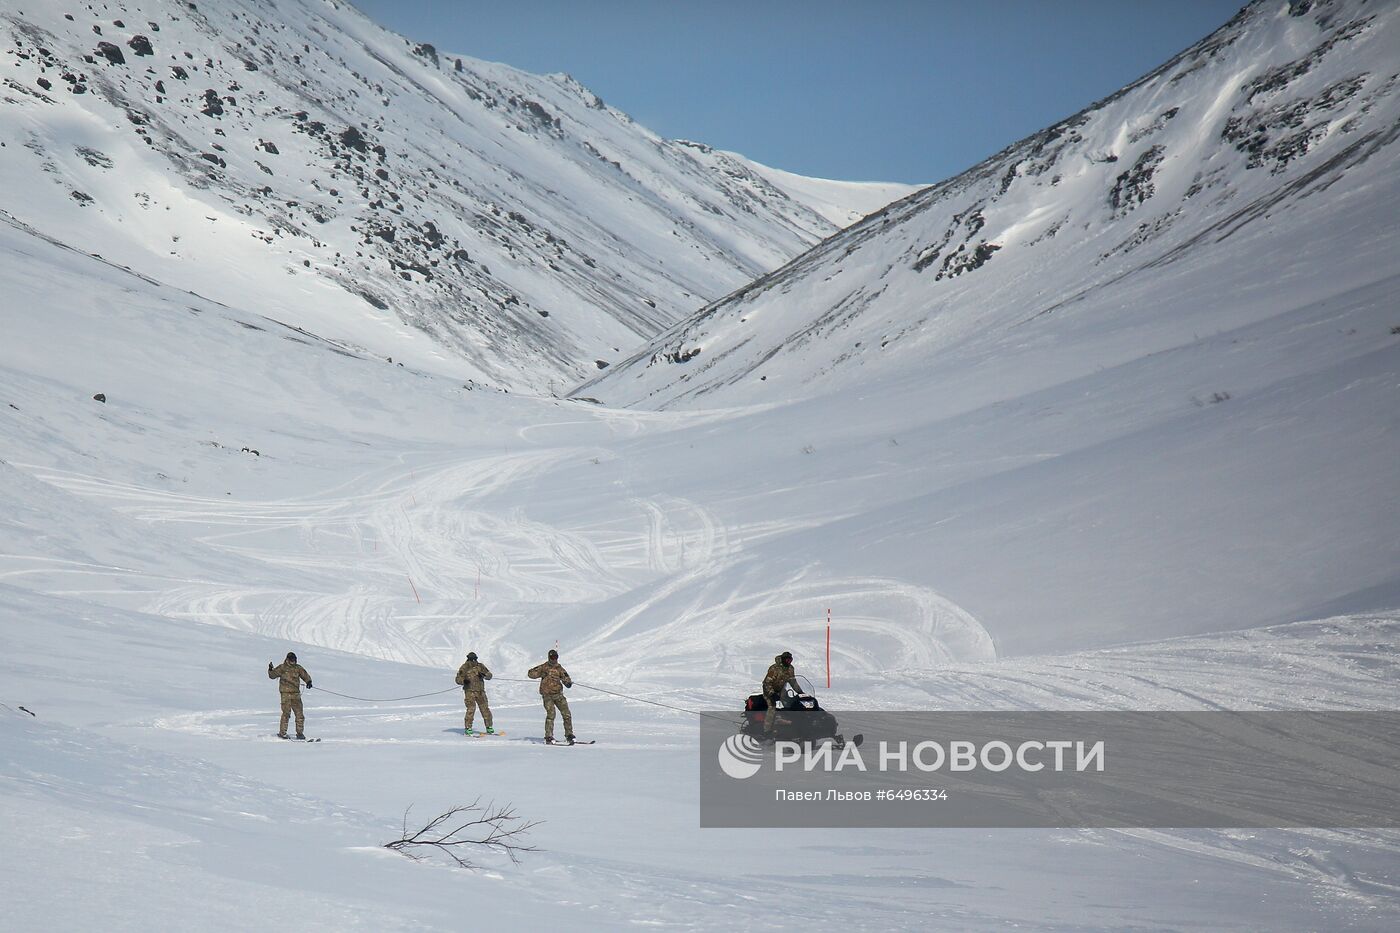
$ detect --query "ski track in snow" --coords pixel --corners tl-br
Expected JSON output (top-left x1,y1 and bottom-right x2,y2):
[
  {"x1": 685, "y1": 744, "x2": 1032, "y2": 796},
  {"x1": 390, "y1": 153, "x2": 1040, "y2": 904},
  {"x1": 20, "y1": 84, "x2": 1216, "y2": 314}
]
[
  {"x1": 6, "y1": 439, "x2": 1399, "y2": 927},
  {"x1": 7, "y1": 444, "x2": 992, "y2": 676}
]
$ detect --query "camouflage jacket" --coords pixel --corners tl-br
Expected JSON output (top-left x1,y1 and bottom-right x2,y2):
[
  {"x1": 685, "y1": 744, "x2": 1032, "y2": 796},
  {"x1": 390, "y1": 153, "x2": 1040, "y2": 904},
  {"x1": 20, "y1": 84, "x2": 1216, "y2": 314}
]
[
  {"x1": 455, "y1": 659, "x2": 493, "y2": 694},
  {"x1": 762, "y1": 658, "x2": 797, "y2": 698},
  {"x1": 527, "y1": 660, "x2": 572, "y2": 696},
  {"x1": 269, "y1": 661, "x2": 311, "y2": 696}
]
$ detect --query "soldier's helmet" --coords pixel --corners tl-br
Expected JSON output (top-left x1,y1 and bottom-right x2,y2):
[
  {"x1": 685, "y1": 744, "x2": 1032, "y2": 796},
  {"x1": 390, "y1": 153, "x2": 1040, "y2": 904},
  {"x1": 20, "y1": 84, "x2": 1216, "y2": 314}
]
[
  {"x1": 548, "y1": 649, "x2": 559, "y2": 660},
  {"x1": 286, "y1": 651, "x2": 298, "y2": 663},
  {"x1": 780, "y1": 651, "x2": 793, "y2": 663},
  {"x1": 466, "y1": 651, "x2": 477, "y2": 661}
]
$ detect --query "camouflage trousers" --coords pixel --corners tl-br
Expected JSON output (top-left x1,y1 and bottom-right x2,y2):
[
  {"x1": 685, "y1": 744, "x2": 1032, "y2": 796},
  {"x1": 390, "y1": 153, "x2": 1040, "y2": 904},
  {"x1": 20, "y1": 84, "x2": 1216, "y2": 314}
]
[
  {"x1": 463, "y1": 689, "x2": 492, "y2": 730},
  {"x1": 279, "y1": 693, "x2": 305, "y2": 735},
  {"x1": 542, "y1": 692, "x2": 572, "y2": 739},
  {"x1": 763, "y1": 694, "x2": 782, "y2": 733}
]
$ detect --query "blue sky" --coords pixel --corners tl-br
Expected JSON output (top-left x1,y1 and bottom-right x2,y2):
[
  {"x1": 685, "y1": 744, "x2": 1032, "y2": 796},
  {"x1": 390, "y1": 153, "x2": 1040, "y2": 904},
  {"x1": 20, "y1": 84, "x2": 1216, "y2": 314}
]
[{"x1": 351, "y1": 0, "x2": 1243, "y2": 185}]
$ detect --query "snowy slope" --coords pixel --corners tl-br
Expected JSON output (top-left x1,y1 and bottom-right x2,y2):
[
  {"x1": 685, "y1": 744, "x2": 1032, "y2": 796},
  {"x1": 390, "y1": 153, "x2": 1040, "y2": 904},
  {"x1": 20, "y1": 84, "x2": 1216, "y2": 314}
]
[
  {"x1": 582, "y1": 0, "x2": 1400, "y2": 406},
  {"x1": 686, "y1": 142, "x2": 924, "y2": 227},
  {"x1": 562, "y1": 0, "x2": 1400, "y2": 653},
  {"x1": 0, "y1": 0, "x2": 907, "y2": 390},
  {"x1": 3, "y1": 152, "x2": 1399, "y2": 930},
  {"x1": 2, "y1": 217, "x2": 1398, "y2": 924}
]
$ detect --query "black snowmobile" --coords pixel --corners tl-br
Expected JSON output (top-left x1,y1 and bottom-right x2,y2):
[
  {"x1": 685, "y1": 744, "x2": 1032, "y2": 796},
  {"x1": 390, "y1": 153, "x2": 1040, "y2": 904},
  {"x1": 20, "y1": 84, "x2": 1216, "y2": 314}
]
[{"x1": 740, "y1": 676, "x2": 863, "y2": 749}]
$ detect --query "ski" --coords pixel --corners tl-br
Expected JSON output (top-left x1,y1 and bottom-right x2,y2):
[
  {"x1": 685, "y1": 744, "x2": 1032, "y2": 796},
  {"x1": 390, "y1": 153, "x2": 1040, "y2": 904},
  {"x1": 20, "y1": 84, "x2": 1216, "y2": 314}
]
[
  {"x1": 276, "y1": 735, "x2": 322, "y2": 742},
  {"x1": 529, "y1": 738, "x2": 595, "y2": 745},
  {"x1": 464, "y1": 730, "x2": 507, "y2": 737}
]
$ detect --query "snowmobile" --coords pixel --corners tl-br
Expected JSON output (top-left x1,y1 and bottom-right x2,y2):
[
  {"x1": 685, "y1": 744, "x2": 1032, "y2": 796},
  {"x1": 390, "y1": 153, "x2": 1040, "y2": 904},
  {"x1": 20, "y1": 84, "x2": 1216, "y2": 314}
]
[{"x1": 740, "y1": 676, "x2": 863, "y2": 749}]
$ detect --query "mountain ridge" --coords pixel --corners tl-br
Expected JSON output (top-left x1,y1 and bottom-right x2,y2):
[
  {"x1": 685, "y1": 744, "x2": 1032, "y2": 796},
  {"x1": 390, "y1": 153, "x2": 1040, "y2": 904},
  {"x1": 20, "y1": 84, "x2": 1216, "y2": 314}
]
[
  {"x1": 576, "y1": 0, "x2": 1399, "y2": 408},
  {"x1": 0, "y1": 0, "x2": 916, "y2": 390}
]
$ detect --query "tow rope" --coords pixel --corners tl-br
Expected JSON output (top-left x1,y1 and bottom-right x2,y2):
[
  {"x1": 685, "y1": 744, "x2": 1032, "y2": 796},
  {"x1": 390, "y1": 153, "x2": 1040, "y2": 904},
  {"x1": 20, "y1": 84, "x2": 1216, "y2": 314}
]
[
  {"x1": 311, "y1": 685, "x2": 462, "y2": 703},
  {"x1": 570, "y1": 680, "x2": 743, "y2": 726},
  {"x1": 311, "y1": 678, "x2": 743, "y2": 726}
]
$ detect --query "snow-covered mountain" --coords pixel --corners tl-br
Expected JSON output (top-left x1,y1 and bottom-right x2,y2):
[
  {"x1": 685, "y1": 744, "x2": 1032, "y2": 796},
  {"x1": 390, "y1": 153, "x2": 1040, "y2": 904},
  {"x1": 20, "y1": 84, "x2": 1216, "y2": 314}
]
[
  {"x1": 0, "y1": 0, "x2": 915, "y2": 390},
  {"x1": 580, "y1": 0, "x2": 1400, "y2": 406}
]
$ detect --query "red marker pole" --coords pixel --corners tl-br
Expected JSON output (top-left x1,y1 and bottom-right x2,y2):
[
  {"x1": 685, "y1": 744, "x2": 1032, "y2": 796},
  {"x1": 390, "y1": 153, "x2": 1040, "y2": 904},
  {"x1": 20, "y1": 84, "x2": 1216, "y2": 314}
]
[
  {"x1": 407, "y1": 573, "x2": 421, "y2": 604},
  {"x1": 826, "y1": 608, "x2": 831, "y2": 688}
]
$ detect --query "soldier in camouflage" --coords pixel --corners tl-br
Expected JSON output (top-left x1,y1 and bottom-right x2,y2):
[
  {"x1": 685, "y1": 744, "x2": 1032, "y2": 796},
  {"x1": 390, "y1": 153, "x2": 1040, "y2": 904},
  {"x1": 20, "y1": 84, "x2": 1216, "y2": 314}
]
[
  {"x1": 455, "y1": 651, "x2": 494, "y2": 735},
  {"x1": 267, "y1": 651, "x2": 312, "y2": 739},
  {"x1": 527, "y1": 649, "x2": 574, "y2": 744},
  {"x1": 762, "y1": 651, "x2": 798, "y2": 735}
]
